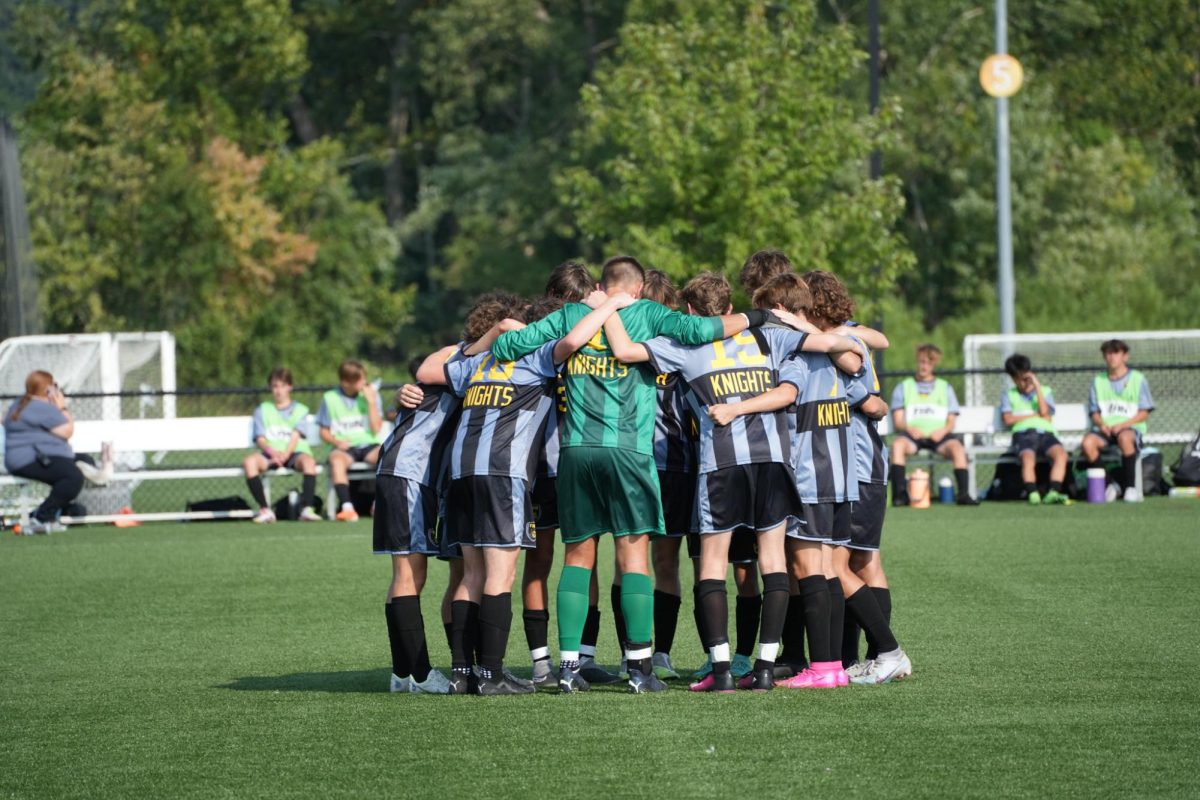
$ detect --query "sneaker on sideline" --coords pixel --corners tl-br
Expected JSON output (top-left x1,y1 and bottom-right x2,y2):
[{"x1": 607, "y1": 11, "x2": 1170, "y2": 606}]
[{"x1": 253, "y1": 507, "x2": 277, "y2": 524}]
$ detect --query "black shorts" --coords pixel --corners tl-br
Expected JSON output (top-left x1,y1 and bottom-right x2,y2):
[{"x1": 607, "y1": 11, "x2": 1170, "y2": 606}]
[
  {"x1": 899, "y1": 431, "x2": 963, "y2": 451},
  {"x1": 788, "y1": 501, "x2": 851, "y2": 545},
  {"x1": 848, "y1": 483, "x2": 886, "y2": 552},
  {"x1": 260, "y1": 451, "x2": 308, "y2": 471},
  {"x1": 687, "y1": 526, "x2": 758, "y2": 564},
  {"x1": 346, "y1": 444, "x2": 379, "y2": 463},
  {"x1": 372, "y1": 476, "x2": 439, "y2": 556},
  {"x1": 444, "y1": 475, "x2": 536, "y2": 549},
  {"x1": 659, "y1": 470, "x2": 697, "y2": 537},
  {"x1": 1084, "y1": 429, "x2": 1144, "y2": 450},
  {"x1": 531, "y1": 475, "x2": 559, "y2": 531},
  {"x1": 695, "y1": 463, "x2": 801, "y2": 534},
  {"x1": 1010, "y1": 430, "x2": 1064, "y2": 458}
]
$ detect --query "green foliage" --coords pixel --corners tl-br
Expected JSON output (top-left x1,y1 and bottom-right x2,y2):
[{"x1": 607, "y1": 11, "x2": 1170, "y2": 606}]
[
  {"x1": 15, "y1": 1, "x2": 407, "y2": 386},
  {"x1": 559, "y1": 0, "x2": 913, "y2": 314}
]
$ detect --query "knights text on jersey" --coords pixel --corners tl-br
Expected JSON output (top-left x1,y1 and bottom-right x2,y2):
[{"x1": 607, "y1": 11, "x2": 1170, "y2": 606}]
[
  {"x1": 444, "y1": 342, "x2": 557, "y2": 481},
  {"x1": 643, "y1": 327, "x2": 807, "y2": 474},
  {"x1": 781, "y1": 351, "x2": 860, "y2": 502}
]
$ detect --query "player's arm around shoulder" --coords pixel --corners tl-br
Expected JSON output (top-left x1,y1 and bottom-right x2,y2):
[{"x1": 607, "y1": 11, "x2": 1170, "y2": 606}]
[
  {"x1": 493, "y1": 306, "x2": 569, "y2": 362},
  {"x1": 800, "y1": 332, "x2": 864, "y2": 375},
  {"x1": 708, "y1": 382, "x2": 798, "y2": 427},
  {"x1": 858, "y1": 394, "x2": 888, "y2": 420},
  {"x1": 604, "y1": 307, "x2": 652, "y2": 363},
  {"x1": 553, "y1": 291, "x2": 635, "y2": 364},
  {"x1": 414, "y1": 345, "x2": 461, "y2": 386}
]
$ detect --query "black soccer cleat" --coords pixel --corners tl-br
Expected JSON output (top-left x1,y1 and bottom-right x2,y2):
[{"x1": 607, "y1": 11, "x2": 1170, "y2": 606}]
[
  {"x1": 557, "y1": 665, "x2": 591, "y2": 694},
  {"x1": 772, "y1": 660, "x2": 806, "y2": 680},
  {"x1": 448, "y1": 670, "x2": 476, "y2": 695},
  {"x1": 956, "y1": 495, "x2": 980, "y2": 506},
  {"x1": 578, "y1": 658, "x2": 622, "y2": 685},
  {"x1": 476, "y1": 670, "x2": 536, "y2": 696},
  {"x1": 739, "y1": 667, "x2": 774, "y2": 691}
]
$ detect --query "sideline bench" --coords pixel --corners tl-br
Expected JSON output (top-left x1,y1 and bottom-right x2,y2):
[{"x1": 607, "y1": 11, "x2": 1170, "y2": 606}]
[
  {"x1": 881, "y1": 404, "x2": 1189, "y2": 497},
  {"x1": 0, "y1": 415, "x2": 390, "y2": 523}
]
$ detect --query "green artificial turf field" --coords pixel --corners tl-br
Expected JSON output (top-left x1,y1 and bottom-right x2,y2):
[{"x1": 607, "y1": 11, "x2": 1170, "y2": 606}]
[{"x1": 3, "y1": 501, "x2": 1198, "y2": 798}]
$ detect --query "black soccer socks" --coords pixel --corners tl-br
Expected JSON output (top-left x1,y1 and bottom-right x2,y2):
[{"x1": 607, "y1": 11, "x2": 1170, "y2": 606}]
[
  {"x1": 735, "y1": 593, "x2": 763, "y2": 658},
  {"x1": 846, "y1": 586, "x2": 899, "y2": 656},
  {"x1": 653, "y1": 590, "x2": 681, "y2": 654},
  {"x1": 798, "y1": 575, "x2": 832, "y2": 663},
  {"x1": 755, "y1": 573, "x2": 789, "y2": 671},
  {"x1": 389, "y1": 595, "x2": 431, "y2": 683},
  {"x1": 478, "y1": 593, "x2": 513, "y2": 674}
]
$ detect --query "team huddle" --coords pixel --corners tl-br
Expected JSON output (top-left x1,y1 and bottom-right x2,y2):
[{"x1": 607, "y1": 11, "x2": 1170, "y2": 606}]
[{"x1": 373, "y1": 252, "x2": 911, "y2": 695}]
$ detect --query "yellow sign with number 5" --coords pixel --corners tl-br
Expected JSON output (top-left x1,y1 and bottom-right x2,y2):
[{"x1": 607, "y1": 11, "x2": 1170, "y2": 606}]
[{"x1": 980, "y1": 54, "x2": 1024, "y2": 98}]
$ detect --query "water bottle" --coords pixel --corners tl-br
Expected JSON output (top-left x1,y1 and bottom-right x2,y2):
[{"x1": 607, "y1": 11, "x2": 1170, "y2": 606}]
[
  {"x1": 938, "y1": 477, "x2": 955, "y2": 504},
  {"x1": 908, "y1": 469, "x2": 931, "y2": 509},
  {"x1": 1168, "y1": 487, "x2": 1200, "y2": 499},
  {"x1": 1086, "y1": 468, "x2": 1107, "y2": 504}
]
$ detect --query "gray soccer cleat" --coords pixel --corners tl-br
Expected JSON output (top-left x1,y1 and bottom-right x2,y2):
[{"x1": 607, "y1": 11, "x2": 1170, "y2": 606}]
[
  {"x1": 557, "y1": 664, "x2": 591, "y2": 694},
  {"x1": 578, "y1": 656, "x2": 621, "y2": 685},
  {"x1": 652, "y1": 652, "x2": 680, "y2": 680},
  {"x1": 389, "y1": 673, "x2": 411, "y2": 693},
  {"x1": 530, "y1": 658, "x2": 558, "y2": 686},
  {"x1": 845, "y1": 660, "x2": 874, "y2": 680},
  {"x1": 628, "y1": 667, "x2": 670, "y2": 694}
]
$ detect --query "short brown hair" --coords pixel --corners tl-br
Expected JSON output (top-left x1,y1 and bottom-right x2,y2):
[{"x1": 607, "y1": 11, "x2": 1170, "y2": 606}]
[
  {"x1": 545, "y1": 261, "x2": 594, "y2": 302},
  {"x1": 681, "y1": 272, "x2": 732, "y2": 317},
  {"x1": 641, "y1": 269, "x2": 678, "y2": 308},
  {"x1": 739, "y1": 249, "x2": 793, "y2": 295},
  {"x1": 524, "y1": 294, "x2": 564, "y2": 324},
  {"x1": 267, "y1": 367, "x2": 294, "y2": 386},
  {"x1": 1100, "y1": 339, "x2": 1129, "y2": 354},
  {"x1": 463, "y1": 291, "x2": 523, "y2": 343},
  {"x1": 916, "y1": 343, "x2": 942, "y2": 363},
  {"x1": 338, "y1": 359, "x2": 365, "y2": 383},
  {"x1": 752, "y1": 273, "x2": 811, "y2": 314},
  {"x1": 801, "y1": 270, "x2": 855, "y2": 329},
  {"x1": 600, "y1": 255, "x2": 645, "y2": 291}
]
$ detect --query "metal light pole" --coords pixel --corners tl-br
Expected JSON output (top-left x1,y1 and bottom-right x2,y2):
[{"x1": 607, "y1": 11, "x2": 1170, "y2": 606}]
[{"x1": 994, "y1": 0, "x2": 1015, "y2": 336}]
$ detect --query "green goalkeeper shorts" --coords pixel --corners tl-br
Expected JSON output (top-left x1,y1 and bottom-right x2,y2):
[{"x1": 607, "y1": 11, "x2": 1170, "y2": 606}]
[{"x1": 557, "y1": 446, "x2": 665, "y2": 543}]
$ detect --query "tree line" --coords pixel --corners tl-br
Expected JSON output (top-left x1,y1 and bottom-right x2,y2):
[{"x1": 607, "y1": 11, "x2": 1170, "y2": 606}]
[{"x1": 2, "y1": 0, "x2": 1197, "y2": 385}]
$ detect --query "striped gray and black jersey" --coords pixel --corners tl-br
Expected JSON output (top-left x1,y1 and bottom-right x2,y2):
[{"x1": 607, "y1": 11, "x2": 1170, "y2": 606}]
[
  {"x1": 643, "y1": 327, "x2": 808, "y2": 475},
  {"x1": 376, "y1": 385, "x2": 461, "y2": 488},
  {"x1": 536, "y1": 374, "x2": 566, "y2": 478},
  {"x1": 653, "y1": 372, "x2": 697, "y2": 474},
  {"x1": 845, "y1": 337, "x2": 887, "y2": 485},
  {"x1": 377, "y1": 348, "x2": 466, "y2": 488},
  {"x1": 780, "y1": 352, "x2": 860, "y2": 503},
  {"x1": 445, "y1": 341, "x2": 558, "y2": 482}
]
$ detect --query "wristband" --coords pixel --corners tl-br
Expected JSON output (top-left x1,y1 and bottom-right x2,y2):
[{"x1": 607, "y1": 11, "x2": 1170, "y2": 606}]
[{"x1": 742, "y1": 309, "x2": 769, "y2": 328}]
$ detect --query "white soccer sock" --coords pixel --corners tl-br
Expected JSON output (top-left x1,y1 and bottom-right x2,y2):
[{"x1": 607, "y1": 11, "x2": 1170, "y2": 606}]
[
  {"x1": 531, "y1": 646, "x2": 549, "y2": 661},
  {"x1": 709, "y1": 642, "x2": 731, "y2": 663},
  {"x1": 758, "y1": 642, "x2": 779, "y2": 663}
]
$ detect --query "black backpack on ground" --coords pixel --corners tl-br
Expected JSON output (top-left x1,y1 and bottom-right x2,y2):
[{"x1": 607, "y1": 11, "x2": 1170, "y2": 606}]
[{"x1": 1173, "y1": 430, "x2": 1200, "y2": 487}]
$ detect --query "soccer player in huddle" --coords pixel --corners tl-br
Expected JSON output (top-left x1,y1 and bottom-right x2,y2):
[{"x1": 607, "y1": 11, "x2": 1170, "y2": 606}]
[
  {"x1": 800, "y1": 270, "x2": 911, "y2": 684},
  {"x1": 607, "y1": 272, "x2": 863, "y2": 691},
  {"x1": 378, "y1": 292, "x2": 525, "y2": 694},
  {"x1": 492, "y1": 256, "x2": 759, "y2": 693},
  {"x1": 889, "y1": 344, "x2": 978, "y2": 506},
  {"x1": 415, "y1": 289, "x2": 635, "y2": 694},
  {"x1": 318, "y1": 360, "x2": 385, "y2": 521},
  {"x1": 1000, "y1": 354, "x2": 1071, "y2": 505}
]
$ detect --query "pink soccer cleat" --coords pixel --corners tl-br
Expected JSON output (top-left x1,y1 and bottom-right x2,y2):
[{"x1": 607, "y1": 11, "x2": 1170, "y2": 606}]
[{"x1": 778, "y1": 667, "x2": 838, "y2": 689}]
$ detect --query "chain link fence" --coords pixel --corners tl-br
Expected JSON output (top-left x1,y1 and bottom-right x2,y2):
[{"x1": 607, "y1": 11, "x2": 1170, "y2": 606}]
[{"x1": 3, "y1": 366, "x2": 1198, "y2": 519}]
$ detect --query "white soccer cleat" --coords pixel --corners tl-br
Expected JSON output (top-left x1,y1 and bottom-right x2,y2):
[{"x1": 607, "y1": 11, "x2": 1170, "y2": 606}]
[
  {"x1": 1104, "y1": 484, "x2": 1120, "y2": 503},
  {"x1": 297, "y1": 506, "x2": 322, "y2": 522},
  {"x1": 845, "y1": 660, "x2": 874, "y2": 680},
  {"x1": 408, "y1": 669, "x2": 452, "y2": 694},
  {"x1": 850, "y1": 649, "x2": 912, "y2": 685},
  {"x1": 1123, "y1": 487, "x2": 1143, "y2": 503},
  {"x1": 389, "y1": 673, "x2": 411, "y2": 693},
  {"x1": 253, "y1": 507, "x2": 277, "y2": 524}
]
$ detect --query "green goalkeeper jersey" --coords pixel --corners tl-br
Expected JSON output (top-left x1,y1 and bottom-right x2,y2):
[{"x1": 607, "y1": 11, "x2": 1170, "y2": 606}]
[{"x1": 492, "y1": 300, "x2": 724, "y2": 455}]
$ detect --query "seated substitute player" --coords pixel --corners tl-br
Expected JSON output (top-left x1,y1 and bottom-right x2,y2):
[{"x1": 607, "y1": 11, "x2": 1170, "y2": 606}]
[
  {"x1": 318, "y1": 360, "x2": 385, "y2": 521},
  {"x1": 889, "y1": 344, "x2": 978, "y2": 506},
  {"x1": 375, "y1": 344, "x2": 475, "y2": 695},
  {"x1": 607, "y1": 272, "x2": 863, "y2": 691},
  {"x1": 418, "y1": 290, "x2": 636, "y2": 695},
  {"x1": 797, "y1": 271, "x2": 904, "y2": 679},
  {"x1": 492, "y1": 256, "x2": 760, "y2": 694},
  {"x1": 244, "y1": 367, "x2": 321, "y2": 523},
  {"x1": 1080, "y1": 339, "x2": 1155, "y2": 503},
  {"x1": 1000, "y1": 354, "x2": 1071, "y2": 505}
]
